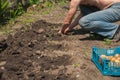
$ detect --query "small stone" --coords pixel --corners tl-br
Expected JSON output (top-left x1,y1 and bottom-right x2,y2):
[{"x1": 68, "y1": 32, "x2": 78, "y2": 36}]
[
  {"x1": 80, "y1": 63, "x2": 87, "y2": 70},
  {"x1": 0, "y1": 61, "x2": 6, "y2": 66},
  {"x1": 0, "y1": 37, "x2": 7, "y2": 42},
  {"x1": 35, "y1": 50, "x2": 41, "y2": 55},
  {"x1": 38, "y1": 56, "x2": 40, "y2": 59},
  {"x1": 1, "y1": 67, "x2": 5, "y2": 70},
  {"x1": 32, "y1": 4, "x2": 37, "y2": 8},
  {"x1": 32, "y1": 40, "x2": 37, "y2": 43},
  {"x1": 28, "y1": 42, "x2": 34, "y2": 48},
  {"x1": 37, "y1": 29, "x2": 44, "y2": 34},
  {"x1": 76, "y1": 74, "x2": 80, "y2": 78}
]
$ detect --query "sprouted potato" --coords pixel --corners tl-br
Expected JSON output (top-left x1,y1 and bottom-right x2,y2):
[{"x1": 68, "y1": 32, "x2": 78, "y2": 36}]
[{"x1": 100, "y1": 54, "x2": 120, "y2": 67}]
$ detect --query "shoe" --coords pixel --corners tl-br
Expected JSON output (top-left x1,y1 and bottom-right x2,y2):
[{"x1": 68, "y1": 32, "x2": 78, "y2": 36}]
[{"x1": 112, "y1": 26, "x2": 120, "y2": 42}]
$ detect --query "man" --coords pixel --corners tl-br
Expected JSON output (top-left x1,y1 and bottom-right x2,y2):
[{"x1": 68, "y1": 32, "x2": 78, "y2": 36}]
[{"x1": 58, "y1": 0, "x2": 120, "y2": 41}]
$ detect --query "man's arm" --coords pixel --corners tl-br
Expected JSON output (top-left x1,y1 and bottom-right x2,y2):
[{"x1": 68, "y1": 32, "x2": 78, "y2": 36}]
[
  {"x1": 70, "y1": 14, "x2": 83, "y2": 29},
  {"x1": 64, "y1": 14, "x2": 83, "y2": 33},
  {"x1": 58, "y1": 0, "x2": 81, "y2": 34}
]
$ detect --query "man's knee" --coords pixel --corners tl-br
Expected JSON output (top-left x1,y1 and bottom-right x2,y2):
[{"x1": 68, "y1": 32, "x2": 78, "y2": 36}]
[{"x1": 79, "y1": 17, "x2": 90, "y2": 29}]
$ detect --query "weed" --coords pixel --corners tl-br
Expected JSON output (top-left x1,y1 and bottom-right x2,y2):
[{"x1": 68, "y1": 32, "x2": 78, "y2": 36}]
[
  {"x1": 0, "y1": 0, "x2": 9, "y2": 16},
  {"x1": 84, "y1": 51, "x2": 89, "y2": 57},
  {"x1": 21, "y1": 28, "x2": 27, "y2": 32},
  {"x1": 4, "y1": 29, "x2": 13, "y2": 35},
  {"x1": 29, "y1": 0, "x2": 40, "y2": 5},
  {"x1": 29, "y1": 11, "x2": 36, "y2": 15},
  {"x1": 73, "y1": 63, "x2": 80, "y2": 68},
  {"x1": 104, "y1": 38, "x2": 112, "y2": 45},
  {"x1": 0, "y1": 48, "x2": 2, "y2": 51},
  {"x1": 25, "y1": 18, "x2": 34, "y2": 25},
  {"x1": 89, "y1": 33, "x2": 97, "y2": 39},
  {"x1": 0, "y1": 0, "x2": 11, "y2": 23},
  {"x1": 8, "y1": 19, "x2": 15, "y2": 25},
  {"x1": 36, "y1": 7, "x2": 42, "y2": 11},
  {"x1": 10, "y1": 3, "x2": 26, "y2": 19},
  {"x1": 0, "y1": 1, "x2": 26, "y2": 24},
  {"x1": 43, "y1": 1, "x2": 53, "y2": 8},
  {"x1": 58, "y1": 0, "x2": 66, "y2": 5},
  {"x1": 41, "y1": 10, "x2": 50, "y2": 15}
]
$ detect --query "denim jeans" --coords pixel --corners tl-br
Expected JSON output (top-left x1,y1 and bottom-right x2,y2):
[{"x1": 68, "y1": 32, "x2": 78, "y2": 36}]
[{"x1": 79, "y1": 3, "x2": 120, "y2": 38}]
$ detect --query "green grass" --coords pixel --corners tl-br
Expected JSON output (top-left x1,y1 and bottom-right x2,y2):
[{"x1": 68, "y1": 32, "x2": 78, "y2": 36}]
[
  {"x1": 41, "y1": 10, "x2": 50, "y2": 15},
  {"x1": 0, "y1": 0, "x2": 68, "y2": 37},
  {"x1": 73, "y1": 63, "x2": 80, "y2": 68},
  {"x1": 84, "y1": 51, "x2": 89, "y2": 57},
  {"x1": 104, "y1": 38, "x2": 112, "y2": 45},
  {"x1": 0, "y1": 48, "x2": 3, "y2": 51}
]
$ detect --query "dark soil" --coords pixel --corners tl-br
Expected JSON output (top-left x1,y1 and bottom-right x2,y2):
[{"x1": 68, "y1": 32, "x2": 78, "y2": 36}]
[{"x1": 0, "y1": 20, "x2": 73, "y2": 80}]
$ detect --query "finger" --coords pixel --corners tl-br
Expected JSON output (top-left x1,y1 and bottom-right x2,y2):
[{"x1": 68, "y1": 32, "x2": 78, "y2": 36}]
[
  {"x1": 58, "y1": 30, "x2": 62, "y2": 34},
  {"x1": 64, "y1": 28, "x2": 70, "y2": 34}
]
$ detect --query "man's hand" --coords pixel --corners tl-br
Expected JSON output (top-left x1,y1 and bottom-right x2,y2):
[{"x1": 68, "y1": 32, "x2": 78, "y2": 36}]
[
  {"x1": 64, "y1": 27, "x2": 72, "y2": 34},
  {"x1": 58, "y1": 0, "x2": 81, "y2": 34},
  {"x1": 58, "y1": 24, "x2": 70, "y2": 34}
]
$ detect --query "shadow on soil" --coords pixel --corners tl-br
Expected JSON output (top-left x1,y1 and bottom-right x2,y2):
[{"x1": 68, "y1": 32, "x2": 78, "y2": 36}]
[
  {"x1": 79, "y1": 33, "x2": 106, "y2": 41},
  {"x1": 66, "y1": 28, "x2": 105, "y2": 41},
  {"x1": 67, "y1": 29, "x2": 89, "y2": 35}
]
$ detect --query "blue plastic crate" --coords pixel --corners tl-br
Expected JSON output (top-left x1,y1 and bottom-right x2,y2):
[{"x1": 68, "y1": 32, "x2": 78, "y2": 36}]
[{"x1": 92, "y1": 46, "x2": 120, "y2": 76}]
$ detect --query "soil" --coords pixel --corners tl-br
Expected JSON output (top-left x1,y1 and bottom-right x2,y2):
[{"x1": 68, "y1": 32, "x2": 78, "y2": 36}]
[{"x1": 0, "y1": 3, "x2": 120, "y2": 80}]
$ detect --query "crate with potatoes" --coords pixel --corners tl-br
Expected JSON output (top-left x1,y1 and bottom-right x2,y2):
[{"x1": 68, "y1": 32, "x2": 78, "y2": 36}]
[{"x1": 92, "y1": 46, "x2": 120, "y2": 76}]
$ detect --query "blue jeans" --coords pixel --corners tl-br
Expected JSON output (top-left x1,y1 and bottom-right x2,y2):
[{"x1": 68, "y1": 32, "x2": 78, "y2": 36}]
[{"x1": 79, "y1": 3, "x2": 120, "y2": 38}]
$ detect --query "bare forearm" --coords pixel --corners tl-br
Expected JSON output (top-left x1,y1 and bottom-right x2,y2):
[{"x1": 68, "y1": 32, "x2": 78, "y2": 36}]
[
  {"x1": 63, "y1": 9, "x2": 76, "y2": 24},
  {"x1": 69, "y1": 14, "x2": 83, "y2": 29},
  {"x1": 59, "y1": 0, "x2": 82, "y2": 34},
  {"x1": 63, "y1": 0, "x2": 81, "y2": 24}
]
